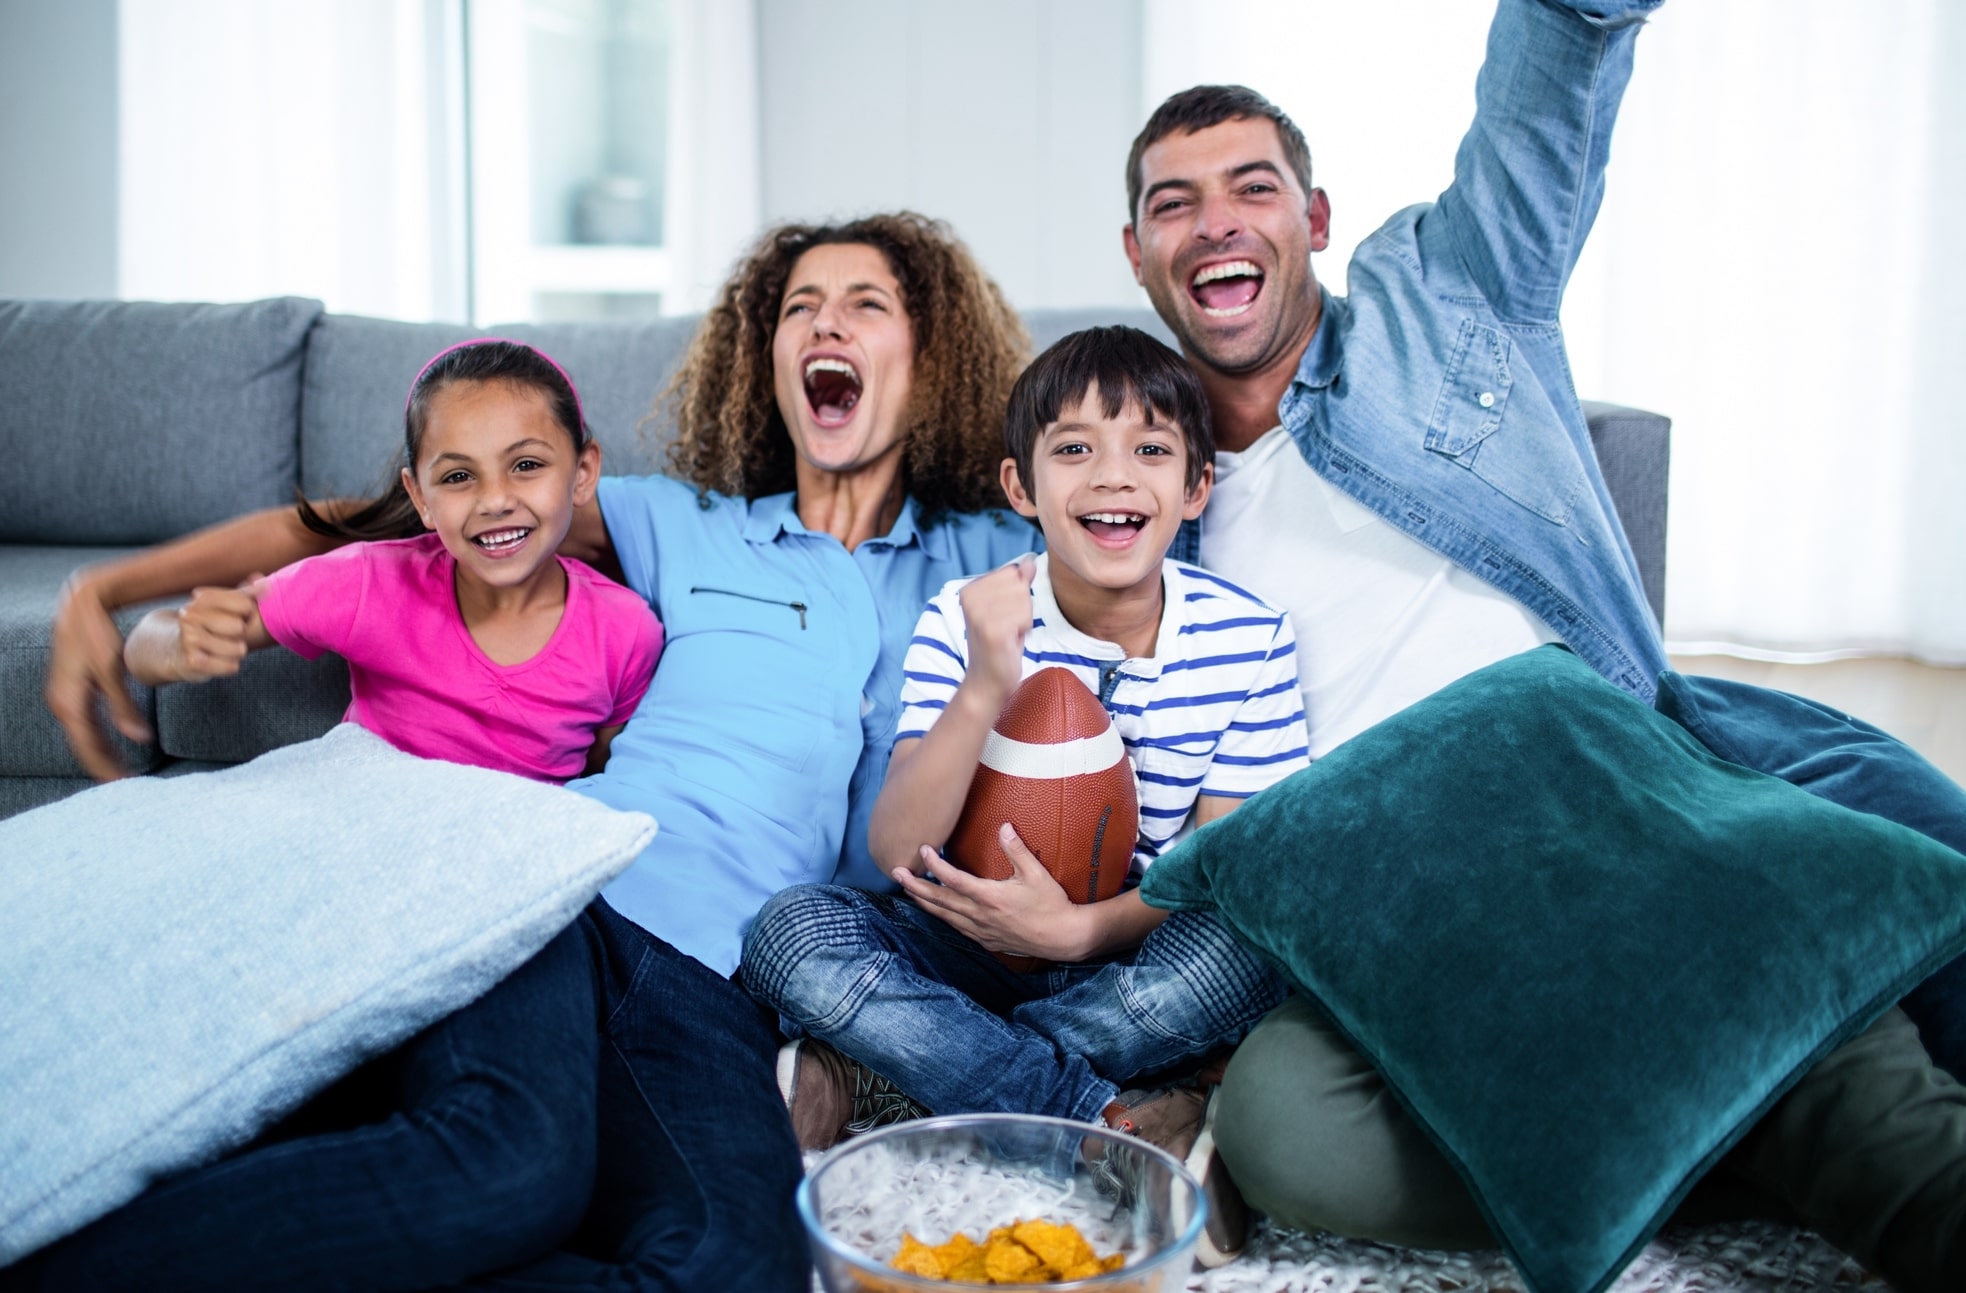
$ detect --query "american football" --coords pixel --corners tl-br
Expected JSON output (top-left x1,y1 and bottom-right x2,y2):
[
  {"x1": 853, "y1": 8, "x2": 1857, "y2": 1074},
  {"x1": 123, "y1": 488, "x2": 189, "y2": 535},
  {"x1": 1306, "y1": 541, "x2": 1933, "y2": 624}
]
[{"x1": 946, "y1": 666, "x2": 1139, "y2": 905}]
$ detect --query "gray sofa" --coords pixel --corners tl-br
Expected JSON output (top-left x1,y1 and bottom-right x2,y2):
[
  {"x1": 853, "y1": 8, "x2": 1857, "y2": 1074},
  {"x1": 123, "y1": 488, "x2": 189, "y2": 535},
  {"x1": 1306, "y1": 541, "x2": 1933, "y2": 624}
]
[{"x1": 0, "y1": 296, "x2": 1669, "y2": 820}]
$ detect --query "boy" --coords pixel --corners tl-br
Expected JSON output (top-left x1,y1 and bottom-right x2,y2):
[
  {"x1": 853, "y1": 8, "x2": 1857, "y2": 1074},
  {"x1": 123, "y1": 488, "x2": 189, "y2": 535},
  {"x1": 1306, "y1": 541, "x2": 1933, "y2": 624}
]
[{"x1": 740, "y1": 327, "x2": 1308, "y2": 1266}]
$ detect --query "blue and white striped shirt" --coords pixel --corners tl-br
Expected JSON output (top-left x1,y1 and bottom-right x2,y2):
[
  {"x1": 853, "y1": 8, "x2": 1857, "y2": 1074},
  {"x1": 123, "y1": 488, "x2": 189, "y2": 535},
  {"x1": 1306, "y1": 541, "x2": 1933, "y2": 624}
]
[{"x1": 896, "y1": 553, "x2": 1310, "y2": 873}]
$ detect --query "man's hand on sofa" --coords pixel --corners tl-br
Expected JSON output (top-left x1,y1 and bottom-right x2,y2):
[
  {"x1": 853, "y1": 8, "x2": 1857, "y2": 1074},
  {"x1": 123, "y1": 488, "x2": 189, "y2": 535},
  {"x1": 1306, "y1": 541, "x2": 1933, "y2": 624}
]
[{"x1": 47, "y1": 575, "x2": 153, "y2": 781}]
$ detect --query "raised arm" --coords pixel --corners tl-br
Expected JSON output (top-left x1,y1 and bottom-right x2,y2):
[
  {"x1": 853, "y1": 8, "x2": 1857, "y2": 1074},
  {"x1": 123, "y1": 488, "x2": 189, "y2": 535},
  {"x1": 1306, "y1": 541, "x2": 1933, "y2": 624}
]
[
  {"x1": 1430, "y1": 0, "x2": 1661, "y2": 325},
  {"x1": 867, "y1": 558, "x2": 1037, "y2": 877}
]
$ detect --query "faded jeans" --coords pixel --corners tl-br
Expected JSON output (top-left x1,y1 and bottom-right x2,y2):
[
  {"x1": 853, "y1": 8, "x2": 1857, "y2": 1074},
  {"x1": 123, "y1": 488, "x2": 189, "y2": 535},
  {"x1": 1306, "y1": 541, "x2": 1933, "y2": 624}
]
[{"x1": 741, "y1": 884, "x2": 1287, "y2": 1124}]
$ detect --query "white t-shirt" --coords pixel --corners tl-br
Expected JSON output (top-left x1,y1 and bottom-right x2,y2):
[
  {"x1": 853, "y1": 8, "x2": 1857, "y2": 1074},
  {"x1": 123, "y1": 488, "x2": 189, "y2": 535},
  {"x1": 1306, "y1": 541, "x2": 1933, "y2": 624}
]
[
  {"x1": 1201, "y1": 426, "x2": 1558, "y2": 759},
  {"x1": 896, "y1": 553, "x2": 1310, "y2": 872}
]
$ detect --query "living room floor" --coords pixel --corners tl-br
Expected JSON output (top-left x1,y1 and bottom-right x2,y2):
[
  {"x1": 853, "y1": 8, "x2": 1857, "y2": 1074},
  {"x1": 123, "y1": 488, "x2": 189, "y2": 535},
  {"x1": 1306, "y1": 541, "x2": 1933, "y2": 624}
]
[{"x1": 1669, "y1": 654, "x2": 1966, "y2": 785}]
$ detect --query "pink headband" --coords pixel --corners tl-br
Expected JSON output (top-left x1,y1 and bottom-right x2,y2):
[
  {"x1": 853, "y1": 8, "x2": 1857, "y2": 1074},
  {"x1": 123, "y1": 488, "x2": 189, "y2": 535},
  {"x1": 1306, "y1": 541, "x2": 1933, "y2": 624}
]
[{"x1": 406, "y1": 337, "x2": 587, "y2": 436}]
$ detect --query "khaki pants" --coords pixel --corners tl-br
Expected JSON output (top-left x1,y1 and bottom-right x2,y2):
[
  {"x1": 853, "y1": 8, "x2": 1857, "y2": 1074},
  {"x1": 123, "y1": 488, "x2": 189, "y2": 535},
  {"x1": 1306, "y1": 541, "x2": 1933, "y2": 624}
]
[{"x1": 1214, "y1": 999, "x2": 1966, "y2": 1293}]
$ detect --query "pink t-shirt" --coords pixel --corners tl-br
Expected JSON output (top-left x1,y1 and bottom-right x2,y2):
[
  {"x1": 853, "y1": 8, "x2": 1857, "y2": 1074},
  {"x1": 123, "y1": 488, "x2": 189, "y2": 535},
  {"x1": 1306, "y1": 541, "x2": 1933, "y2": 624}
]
[{"x1": 257, "y1": 534, "x2": 663, "y2": 782}]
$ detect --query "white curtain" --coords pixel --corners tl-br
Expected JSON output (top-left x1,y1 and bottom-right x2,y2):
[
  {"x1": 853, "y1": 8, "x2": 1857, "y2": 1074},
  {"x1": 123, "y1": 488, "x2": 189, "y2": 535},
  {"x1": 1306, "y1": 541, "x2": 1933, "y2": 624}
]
[
  {"x1": 118, "y1": 0, "x2": 463, "y2": 320},
  {"x1": 120, "y1": 0, "x2": 755, "y2": 322},
  {"x1": 658, "y1": 0, "x2": 760, "y2": 315},
  {"x1": 1144, "y1": 0, "x2": 1966, "y2": 664}
]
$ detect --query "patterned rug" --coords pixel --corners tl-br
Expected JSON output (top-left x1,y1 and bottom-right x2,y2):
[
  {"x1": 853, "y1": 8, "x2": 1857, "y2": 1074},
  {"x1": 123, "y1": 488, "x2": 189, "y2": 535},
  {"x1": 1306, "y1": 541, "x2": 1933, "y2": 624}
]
[
  {"x1": 1191, "y1": 1219, "x2": 1877, "y2": 1292},
  {"x1": 802, "y1": 1135, "x2": 1878, "y2": 1291}
]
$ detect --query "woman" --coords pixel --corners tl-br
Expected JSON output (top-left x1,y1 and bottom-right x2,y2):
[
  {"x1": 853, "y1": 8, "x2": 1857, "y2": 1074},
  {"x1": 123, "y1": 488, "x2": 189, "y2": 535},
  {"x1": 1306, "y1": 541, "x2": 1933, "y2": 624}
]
[{"x1": 24, "y1": 213, "x2": 1038, "y2": 1291}]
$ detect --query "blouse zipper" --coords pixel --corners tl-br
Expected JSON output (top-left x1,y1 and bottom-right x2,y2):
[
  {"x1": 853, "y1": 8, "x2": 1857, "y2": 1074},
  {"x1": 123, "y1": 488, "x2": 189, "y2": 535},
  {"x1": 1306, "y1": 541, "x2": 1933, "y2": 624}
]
[{"x1": 691, "y1": 585, "x2": 808, "y2": 630}]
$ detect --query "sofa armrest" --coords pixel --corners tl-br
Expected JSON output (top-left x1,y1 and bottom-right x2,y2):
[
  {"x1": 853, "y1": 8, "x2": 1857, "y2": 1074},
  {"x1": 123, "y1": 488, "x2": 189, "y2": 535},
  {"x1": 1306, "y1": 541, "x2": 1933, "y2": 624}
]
[{"x1": 1582, "y1": 401, "x2": 1670, "y2": 627}]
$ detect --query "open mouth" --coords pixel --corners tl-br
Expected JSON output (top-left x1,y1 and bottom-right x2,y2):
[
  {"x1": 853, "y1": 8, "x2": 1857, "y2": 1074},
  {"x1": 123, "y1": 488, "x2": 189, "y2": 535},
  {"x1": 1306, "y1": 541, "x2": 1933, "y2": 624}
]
[
  {"x1": 1079, "y1": 511, "x2": 1148, "y2": 544},
  {"x1": 803, "y1": 357, "x2": 863, "y2": 426},
  {"x1": 1189, "y1": 260, "x2": 1264, "y2": 318},
  {"x1": 471, "y1": 526, "x2": 532, "y2": 555}
]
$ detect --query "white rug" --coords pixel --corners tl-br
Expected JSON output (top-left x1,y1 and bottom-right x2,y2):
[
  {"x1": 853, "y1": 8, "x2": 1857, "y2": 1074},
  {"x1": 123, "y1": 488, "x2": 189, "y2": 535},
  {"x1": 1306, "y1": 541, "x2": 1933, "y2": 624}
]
[
  {"x1": 1189, "y1": 1219, "x2": 1876, "y2": 1292},
  {"x1": 802, "y1": 1139, "x2": 1877, "y2": 1291}
]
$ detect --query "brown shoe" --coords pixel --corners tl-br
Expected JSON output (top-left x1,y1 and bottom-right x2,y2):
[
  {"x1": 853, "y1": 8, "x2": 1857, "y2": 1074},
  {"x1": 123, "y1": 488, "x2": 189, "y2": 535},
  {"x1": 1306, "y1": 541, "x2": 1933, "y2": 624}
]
[
  {"x1": 1105, "y1": 1085, "x2": 1206, "y2": 1159},
  {"x1": 1105, "y1": 1084, "x2": 1248, "y2": 1268},
  {"x1": 775, "y1": 1037, "x2": 926, "y2": 1152}
]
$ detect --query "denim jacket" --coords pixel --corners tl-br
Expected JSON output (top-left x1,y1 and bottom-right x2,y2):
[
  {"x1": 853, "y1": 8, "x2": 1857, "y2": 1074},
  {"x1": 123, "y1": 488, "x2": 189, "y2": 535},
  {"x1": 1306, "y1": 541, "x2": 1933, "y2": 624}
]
[{"x1": 1173, "y1": 0, "x2": 1669, "y2": 701}]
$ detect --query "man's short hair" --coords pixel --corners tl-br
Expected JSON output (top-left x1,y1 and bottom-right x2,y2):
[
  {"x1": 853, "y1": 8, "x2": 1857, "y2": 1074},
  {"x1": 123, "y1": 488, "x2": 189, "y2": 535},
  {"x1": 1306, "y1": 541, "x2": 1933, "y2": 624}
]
[
  {"x1": 1004, "y1": 326, "x2": 1212, "y2": 499},
  {"x1": 1126, "y1": 85, "x2": 1314, "y2": 223}
]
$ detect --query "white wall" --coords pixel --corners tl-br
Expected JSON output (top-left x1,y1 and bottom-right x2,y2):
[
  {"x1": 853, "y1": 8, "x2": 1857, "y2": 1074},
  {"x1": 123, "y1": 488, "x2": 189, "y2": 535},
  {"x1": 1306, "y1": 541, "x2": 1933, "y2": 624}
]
[
  {"x1": 0, "y1": 0, "x2": 119, "y2": 299},
  {"x1": 756, "y1": 0, "x2": 1148, "y2": 312}
]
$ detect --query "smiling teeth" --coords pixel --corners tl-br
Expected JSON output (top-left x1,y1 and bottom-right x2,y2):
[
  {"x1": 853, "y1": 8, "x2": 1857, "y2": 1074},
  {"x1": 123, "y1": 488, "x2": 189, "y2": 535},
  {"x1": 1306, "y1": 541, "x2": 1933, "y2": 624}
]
[
  {"x1": 474, "y1": 528, "x2": 529, "y2": 549},
  {"x1": 805, "y1": 357, "x2": 858, "y2": 381},
  {"x1": 1082, "y1": 512, "x2": 1144, "y2": 524},
  {"x1": 1192, "y1": 260, "x2": 1261, "y2": 286}
]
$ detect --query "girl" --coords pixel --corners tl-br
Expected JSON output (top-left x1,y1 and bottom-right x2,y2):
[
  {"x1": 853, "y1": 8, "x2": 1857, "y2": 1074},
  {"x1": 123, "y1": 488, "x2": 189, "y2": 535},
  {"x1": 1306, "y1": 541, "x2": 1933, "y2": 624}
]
[
  {"x1": 9, "y1": 341, "x2": 663, "y2": 1293},
  {"x1": 123, "y1": 338, "x2": 663, "y2": 782}
]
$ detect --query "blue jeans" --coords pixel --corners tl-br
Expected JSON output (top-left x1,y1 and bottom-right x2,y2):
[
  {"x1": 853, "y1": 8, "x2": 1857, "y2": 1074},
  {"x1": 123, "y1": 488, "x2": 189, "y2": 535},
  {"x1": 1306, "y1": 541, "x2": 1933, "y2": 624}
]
[
  {"x1": 741, "y1": 885, "x2": 1287, "y2": 1124},
  {"x1": 477, "y1": 899, "x2": 806, "y2": 1293},
  {"x1": 5, "y1": 904, "x2": 808, "y2": 1293},
  {"x1": 1660, "y1": 673, "x2": 1966, "y2": 1081}
]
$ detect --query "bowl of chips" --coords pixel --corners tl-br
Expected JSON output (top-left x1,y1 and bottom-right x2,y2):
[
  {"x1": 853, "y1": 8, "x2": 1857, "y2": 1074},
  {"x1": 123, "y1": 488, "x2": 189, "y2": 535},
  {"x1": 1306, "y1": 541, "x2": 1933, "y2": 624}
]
[{"x1": 798, "y1": 1112, "x2": 1204, "y2": 1291}]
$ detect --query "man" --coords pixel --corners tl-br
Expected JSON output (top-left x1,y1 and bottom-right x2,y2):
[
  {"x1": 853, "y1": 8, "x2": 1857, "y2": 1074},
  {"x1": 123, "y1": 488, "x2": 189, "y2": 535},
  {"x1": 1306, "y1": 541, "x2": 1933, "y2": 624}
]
[{"x1": 1122, "y1": 1, "x2": 1966, "y2": 1289}]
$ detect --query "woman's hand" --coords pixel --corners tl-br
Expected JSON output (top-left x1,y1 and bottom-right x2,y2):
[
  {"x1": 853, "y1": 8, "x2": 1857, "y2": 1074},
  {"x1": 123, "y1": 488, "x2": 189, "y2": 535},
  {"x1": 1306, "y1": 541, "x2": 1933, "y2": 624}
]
[
  {"x1": 896, "y1": 823, "x2": 1093, "y2": 962},
  {"x1": 956, "y1": 555, "x2": 1036, "y2": 710},
  {"x1": 46, "y1": 575, "x2": 152, "y2": 780}
]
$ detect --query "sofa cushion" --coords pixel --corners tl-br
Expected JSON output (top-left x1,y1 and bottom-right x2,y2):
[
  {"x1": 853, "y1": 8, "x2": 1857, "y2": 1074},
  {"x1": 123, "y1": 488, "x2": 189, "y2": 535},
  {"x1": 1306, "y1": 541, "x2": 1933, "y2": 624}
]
[
  {"x1": 153, "y1": 646, "x2": 350, "y2": 764},
  {"x1": 0, "y1": 546, "x2": 164, "y2": 779},
  {"x1": 0, "y1": 298, "x2": 321, "y2": 545},
  {"x1": 1138, "y1": 645, "x2": 1966, "y2": 1293},
  {"x1": 0, "y1": 724, "x2": 656, "y2": 1265},
  {"x1": 299, "y1": 315, "x2": 701, "y2": 499}
]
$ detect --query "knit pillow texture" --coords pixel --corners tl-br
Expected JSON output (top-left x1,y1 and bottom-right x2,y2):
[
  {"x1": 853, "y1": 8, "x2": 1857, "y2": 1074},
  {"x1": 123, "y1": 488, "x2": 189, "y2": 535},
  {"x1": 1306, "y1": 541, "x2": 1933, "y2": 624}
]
[
  {"x1": 1139, "y1": 645, "x2": 1966, "y2": 1293},
  {"x1": 0, "y1": 724, "x2": 656, "y2": 1264}
]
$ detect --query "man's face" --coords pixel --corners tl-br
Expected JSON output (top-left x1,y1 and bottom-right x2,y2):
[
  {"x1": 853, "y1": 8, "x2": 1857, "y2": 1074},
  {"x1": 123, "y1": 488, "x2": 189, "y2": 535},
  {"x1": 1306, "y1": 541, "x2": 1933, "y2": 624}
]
[{"x1": 1123, "y1": 117, "x2": 1330, "y2": 379}]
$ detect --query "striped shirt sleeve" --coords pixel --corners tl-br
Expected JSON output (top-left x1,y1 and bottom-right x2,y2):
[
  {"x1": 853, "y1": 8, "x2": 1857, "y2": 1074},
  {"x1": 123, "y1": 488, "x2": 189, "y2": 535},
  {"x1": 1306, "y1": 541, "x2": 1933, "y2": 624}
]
[
  {"x1": 1197, "y1": 612, "x2": 1311, "y2": 798},
  {"x1": 894, "y1": 581, "x2": 974, "y2": 741}
]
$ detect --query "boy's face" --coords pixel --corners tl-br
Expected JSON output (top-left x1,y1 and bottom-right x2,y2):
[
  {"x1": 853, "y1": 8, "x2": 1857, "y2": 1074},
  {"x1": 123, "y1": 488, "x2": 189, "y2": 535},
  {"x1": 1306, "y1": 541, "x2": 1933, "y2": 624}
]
[{"x1": 1001, "y1": 389, "x2": 1211, "y2": 599}]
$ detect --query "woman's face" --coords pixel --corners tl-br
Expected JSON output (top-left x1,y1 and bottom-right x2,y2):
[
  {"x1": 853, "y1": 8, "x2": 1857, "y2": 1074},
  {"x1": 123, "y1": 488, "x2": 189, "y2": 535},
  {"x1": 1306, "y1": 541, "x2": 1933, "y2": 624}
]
[{"x1": 771, "y1": 243, "x2": 916, "y2": 482}]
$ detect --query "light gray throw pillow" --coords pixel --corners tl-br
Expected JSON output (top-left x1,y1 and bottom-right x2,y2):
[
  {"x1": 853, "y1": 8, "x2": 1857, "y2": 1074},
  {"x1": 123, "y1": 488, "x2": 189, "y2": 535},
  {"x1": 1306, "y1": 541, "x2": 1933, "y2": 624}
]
[{"x1": 0, "y1": 724, "x2": 655, "y2": 1263}]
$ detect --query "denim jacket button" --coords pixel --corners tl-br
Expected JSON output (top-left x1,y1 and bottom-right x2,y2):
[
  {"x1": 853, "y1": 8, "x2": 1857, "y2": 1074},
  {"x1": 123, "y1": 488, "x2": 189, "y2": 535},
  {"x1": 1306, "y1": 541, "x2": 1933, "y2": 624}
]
[{"x1": 1478, "y1": 391, "x2": 1496, "y2": 408}]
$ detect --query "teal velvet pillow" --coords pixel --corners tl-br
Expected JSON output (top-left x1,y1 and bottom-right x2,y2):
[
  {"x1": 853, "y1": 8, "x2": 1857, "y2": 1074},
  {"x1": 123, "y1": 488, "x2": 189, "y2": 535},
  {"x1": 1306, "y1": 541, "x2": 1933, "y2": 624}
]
[{"x1": 1139, "y1": 645, "x2": 1966, "y2": 1293}]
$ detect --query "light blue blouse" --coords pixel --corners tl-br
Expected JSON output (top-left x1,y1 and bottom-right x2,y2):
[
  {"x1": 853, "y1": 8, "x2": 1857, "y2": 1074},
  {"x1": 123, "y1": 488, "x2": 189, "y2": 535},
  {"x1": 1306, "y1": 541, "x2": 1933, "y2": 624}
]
[{"x1": 572, "y1": 473, "x2": 1037, "y2": 975}]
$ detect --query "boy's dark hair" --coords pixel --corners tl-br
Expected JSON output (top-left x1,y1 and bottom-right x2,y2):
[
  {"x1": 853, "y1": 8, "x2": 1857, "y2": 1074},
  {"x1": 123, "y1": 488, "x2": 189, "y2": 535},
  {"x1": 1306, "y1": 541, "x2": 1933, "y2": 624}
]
[
  {"x1": 1003, "y1": 326, "x2": 1212, "y2": 501},
  {"x1": 1126, "y1": 85, "x2": 1314, "y2": 223},
  {"x1": 298, "y1": 339, "x2": 588, "y2": 542}
]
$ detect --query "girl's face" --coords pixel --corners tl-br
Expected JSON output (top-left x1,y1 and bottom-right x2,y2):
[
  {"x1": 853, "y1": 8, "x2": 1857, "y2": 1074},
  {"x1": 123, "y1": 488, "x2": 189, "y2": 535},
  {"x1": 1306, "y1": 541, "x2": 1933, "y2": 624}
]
[
  {"x1": 401, "y1": 379, "x2": 600, "y2": 592},
  {"x1": 771, "y1": 242, "x2": 917, "y2": 482}
]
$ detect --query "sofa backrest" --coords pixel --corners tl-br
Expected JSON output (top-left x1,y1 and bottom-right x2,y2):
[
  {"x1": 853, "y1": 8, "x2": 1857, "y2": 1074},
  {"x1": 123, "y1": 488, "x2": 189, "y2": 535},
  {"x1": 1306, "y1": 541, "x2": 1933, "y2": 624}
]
[
  {"x1": 296, "y1": 307, "x2": 1180, "y2": 500},
  {"x1": 298, "y1": 314, "x2": 701, "y2": 497},
  {"x1": 0, "y1": 298, "x2": 322, "y2": 545}
]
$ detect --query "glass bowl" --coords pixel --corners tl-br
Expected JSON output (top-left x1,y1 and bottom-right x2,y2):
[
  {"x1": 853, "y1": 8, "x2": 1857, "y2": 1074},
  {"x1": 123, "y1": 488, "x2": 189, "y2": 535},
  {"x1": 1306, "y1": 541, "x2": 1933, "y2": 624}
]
[{"x1": 798, "y1": 1113, "x2": 1204, "y2": 1291}]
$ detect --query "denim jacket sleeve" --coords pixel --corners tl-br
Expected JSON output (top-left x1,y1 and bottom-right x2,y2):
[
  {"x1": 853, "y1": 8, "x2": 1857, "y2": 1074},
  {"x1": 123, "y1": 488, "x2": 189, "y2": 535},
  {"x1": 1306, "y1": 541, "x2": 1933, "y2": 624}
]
[{"x1": 1430, "y1": 0, "x2": 1663, "y2": 326}]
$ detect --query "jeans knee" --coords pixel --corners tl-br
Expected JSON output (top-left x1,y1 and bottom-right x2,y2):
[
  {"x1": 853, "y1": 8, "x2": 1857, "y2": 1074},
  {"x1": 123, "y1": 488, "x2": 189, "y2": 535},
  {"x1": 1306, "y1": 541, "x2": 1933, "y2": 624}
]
[
  {"x1": 380, "y1": 1075, "x2": 595, "y2": 1277},
  {"x1": 740, "y1": 884, "x2": 875, "y2": 1024},
  {"x1": 1136, "y1": 913, "x2": 1288, "y2": 1036}
]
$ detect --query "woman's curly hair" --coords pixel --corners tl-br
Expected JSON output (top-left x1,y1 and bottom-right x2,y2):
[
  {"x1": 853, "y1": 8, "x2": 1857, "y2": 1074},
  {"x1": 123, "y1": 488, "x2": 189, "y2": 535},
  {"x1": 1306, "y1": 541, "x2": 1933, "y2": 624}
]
[{"x1": 658, "y1": 212, "x2": 1030, "y2": 520}]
